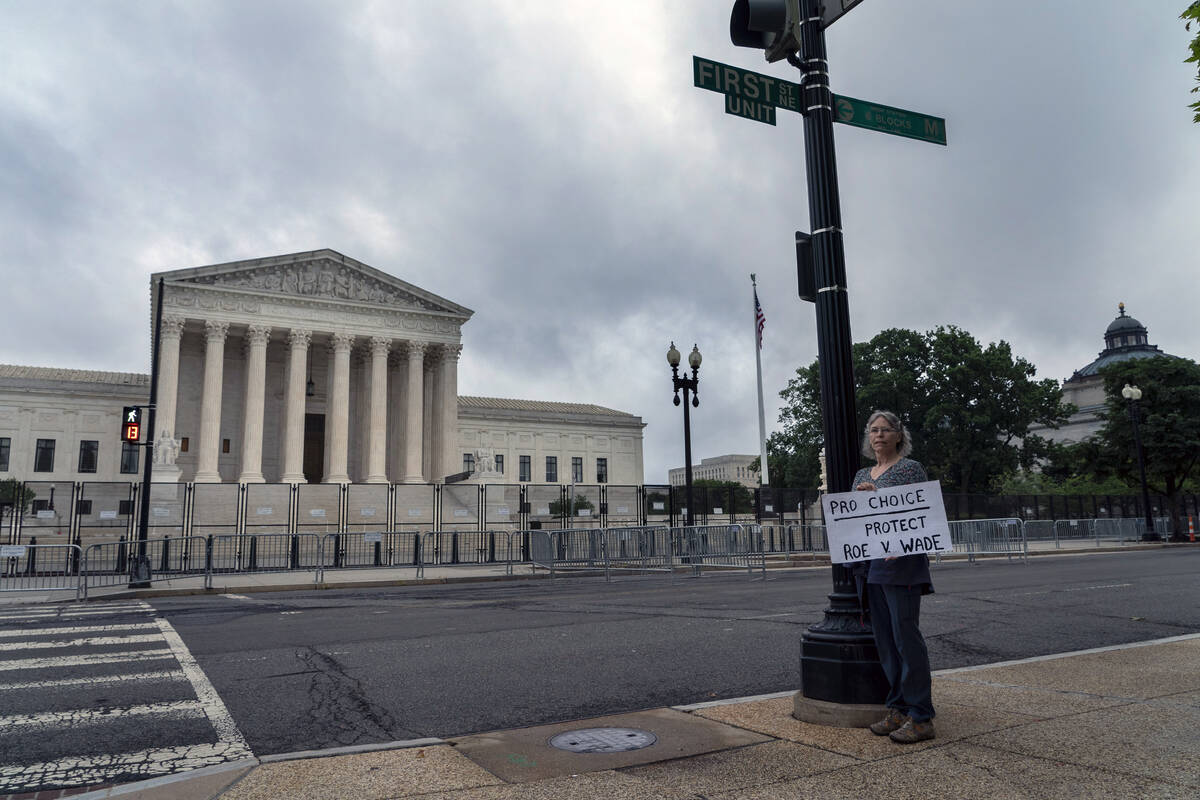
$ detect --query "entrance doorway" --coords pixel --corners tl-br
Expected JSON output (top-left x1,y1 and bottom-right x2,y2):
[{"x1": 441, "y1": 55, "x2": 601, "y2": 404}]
[{"x1": 303, "y1": 414, "x2": 325, "y2": 484}]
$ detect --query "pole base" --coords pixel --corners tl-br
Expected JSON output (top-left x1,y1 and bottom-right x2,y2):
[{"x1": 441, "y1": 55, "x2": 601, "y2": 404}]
[
  {"x1": 799, "y1": 628, "x2": 889, "y2": 707},
  {"x1": 128, "y1": 556, "x2": 152, "y2": 589},
  {"x1": 793, "y1": 692, "x2": 887, "y2": 728}
]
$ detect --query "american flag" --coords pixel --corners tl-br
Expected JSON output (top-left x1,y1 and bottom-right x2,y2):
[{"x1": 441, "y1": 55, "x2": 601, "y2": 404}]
[{"x1": 754, "y1": 288, "x2": 766, "y2": 349}]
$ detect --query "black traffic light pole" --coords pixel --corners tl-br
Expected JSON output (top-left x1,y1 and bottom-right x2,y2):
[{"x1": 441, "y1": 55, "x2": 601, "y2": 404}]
[
  {"x1": 791, "y1": 0, "x2": 888, "y2": 722},
  {"x1": 129, "y1": 278, "x2": 164, "y2": 588}
]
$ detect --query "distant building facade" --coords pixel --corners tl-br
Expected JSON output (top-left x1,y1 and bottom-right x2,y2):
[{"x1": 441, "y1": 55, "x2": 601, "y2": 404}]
[
  {"x1": 668, "y1": 454, "x2": 760, "y2": 488},
  {"x1": 1031, "y1": 303, "x2": 1182, "y2": 444},
  {"x1": 0, "y1": 250, "x2": 644, "y2": 487}
]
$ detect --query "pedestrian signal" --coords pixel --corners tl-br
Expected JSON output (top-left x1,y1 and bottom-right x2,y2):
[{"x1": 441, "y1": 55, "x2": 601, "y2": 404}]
[{"x1": 121, "y1": 406, "x2": 142, "y2": 443}]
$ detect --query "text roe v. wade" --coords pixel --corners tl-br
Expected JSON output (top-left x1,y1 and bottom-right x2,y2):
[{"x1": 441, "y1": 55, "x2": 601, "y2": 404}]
[{"x1": 821, "y1": 480, "x2": 952, "y2": 565}]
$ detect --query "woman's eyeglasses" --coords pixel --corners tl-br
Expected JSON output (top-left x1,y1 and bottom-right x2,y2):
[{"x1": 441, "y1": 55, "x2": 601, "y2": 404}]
[{"x1": 868, "y1": 427, "x2": 897, "y2": 435}]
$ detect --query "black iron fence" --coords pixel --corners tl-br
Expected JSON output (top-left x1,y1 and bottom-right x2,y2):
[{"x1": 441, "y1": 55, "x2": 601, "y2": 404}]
[{"x1": 3, "y1": 480, "x2": 1197, "y2": 547}]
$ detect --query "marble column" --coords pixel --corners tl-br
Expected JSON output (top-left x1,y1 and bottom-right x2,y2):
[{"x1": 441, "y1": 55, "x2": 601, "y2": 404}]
[
  {"x1": 402, "y1": 342, "x2": 427, "y2": 483},
  {"x1": 440, "y1": 343, "x2": 462, "y2": 485},
  {"x1": 281, "y1": 329, "x2": 311, "y2": 484},
  {"x1": 194, "y1": 320, "x2": 229, "y2": 483},
  {"x1": 387, "y1": 352, "x2": 406, "y2": 481},
  {"x1": 238, "y1": 325, "x2": 271, "y2": 483},
  {"x1": 366, "y1": 337, "x2": 391, "y2": 483},
  {"x1": 325, "y1": 332, "x2": 355, "y2": 483},
  {"x1": 424, "y1": 349, "x2": 440, "y2": 481},
  {"x1": 154, "y1": 315, "x2": 186, "y2": 444}
]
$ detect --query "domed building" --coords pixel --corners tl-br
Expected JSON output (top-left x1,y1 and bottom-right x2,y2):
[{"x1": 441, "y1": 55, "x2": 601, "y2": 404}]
[{"x1": 1035, "y1": 303, "x2": 1179, "y2": 444}]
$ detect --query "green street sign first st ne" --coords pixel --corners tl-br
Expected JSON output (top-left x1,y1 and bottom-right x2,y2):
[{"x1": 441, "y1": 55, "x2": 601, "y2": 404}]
[{"x1": 693, "y1": 55, "x2": 946, "y2": 145}]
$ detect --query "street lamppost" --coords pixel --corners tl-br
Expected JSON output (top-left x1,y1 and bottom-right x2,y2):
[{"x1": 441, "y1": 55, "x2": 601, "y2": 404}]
[
  {"x1": 1121, "y1": 383, "x2": 1159, "y2": 542},
  {"x1": 668, "y1": 342, "x2": 701, "y2": 527}
]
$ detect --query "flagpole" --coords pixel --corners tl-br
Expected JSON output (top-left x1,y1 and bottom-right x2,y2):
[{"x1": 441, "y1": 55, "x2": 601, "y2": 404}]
[{"x1": 752, "y1": 274, "x2": 770, "y2": 487}]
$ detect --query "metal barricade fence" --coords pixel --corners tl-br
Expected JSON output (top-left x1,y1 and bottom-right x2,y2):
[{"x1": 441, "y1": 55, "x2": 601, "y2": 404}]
[
  {"x1": 672, "y1": 524, "x2": 767, "y2": 579},
  {"x1": 1, "y1": 542, "x2": 83, "y2": 599},
  {"x1": 939, "y1": 518, "x2": 1026, "y2": 563},
  {"x1": 319, "y1": 532, "x2": 421, "y2": 581},
  {"x1": 599, "y1": 526, "x2": 673, "y2": 581},
  {"x1": 210, "y1": 533, "x2": 322, "y2": 579},
  {"x1": 414, "y1": 531, "x2": 520, "y2": 579},
  {"x1": 81, "y1": 536, "x2": 210, "y2": 597}
]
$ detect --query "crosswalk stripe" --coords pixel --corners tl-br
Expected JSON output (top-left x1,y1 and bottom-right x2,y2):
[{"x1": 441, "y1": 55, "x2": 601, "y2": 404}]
[
  {"x1": 0, "y1": 670, "x2": 186, "y2": 691},
  {"x1": 0, "y1": 648, "x2": 174, "y2": 671},
  {"x1": 0, "y1": 633, "x2": 163, "y2": 651},
  {"x1": 154, "y1": 617, "x2": 251, "y2": 757},
  {"x1": 0, "y1": 622, "x2": 157, "y2": 638},
  {"x1": 0, "y1": 742, "x2": 250, "y2": 792},
  {"x1": 0, "y1": 700, "x2": 204, "y2": 731}
]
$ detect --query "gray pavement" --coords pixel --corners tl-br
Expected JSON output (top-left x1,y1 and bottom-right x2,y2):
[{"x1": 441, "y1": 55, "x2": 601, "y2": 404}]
[{"x1": 72, "y1": 633, "x2": 1200, "y2": 799}]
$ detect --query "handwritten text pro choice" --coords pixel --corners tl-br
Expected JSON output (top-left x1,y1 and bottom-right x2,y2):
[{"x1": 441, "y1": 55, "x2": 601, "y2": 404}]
[{"x1": 821, "y1": 480, "x2": 952, "y2": 564}]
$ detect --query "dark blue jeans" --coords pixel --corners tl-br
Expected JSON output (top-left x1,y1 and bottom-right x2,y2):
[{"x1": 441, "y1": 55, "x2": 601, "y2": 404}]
[{"x1": 867, "y1": 582, "x2": 934, "y2": 722}]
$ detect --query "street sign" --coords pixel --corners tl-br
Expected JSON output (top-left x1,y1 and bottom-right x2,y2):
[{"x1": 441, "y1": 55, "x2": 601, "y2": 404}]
[
  {"x1": 725, "y1": 94, "x2": 776, "y2": 125},
  {"x1": 694, "y1": 56, "x2": 802, "y2": 114},
  {"x1": 820, "y1": 0, "x2": 865, "y2": 29},
  {"x1": 832, "y1": 94, "x2": 947, "y2": 145}
]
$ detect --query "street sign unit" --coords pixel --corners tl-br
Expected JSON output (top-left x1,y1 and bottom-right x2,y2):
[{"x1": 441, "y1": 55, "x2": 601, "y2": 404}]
[
  {"x1": 121, "y1": 406, "x2": 142, "y2": 443},
  {"x1": 694, "y1": 55, "x2": 802, "y2": 115},
  {"x1": 832, "y1": 94, "x2": 947, "y2": 145}
]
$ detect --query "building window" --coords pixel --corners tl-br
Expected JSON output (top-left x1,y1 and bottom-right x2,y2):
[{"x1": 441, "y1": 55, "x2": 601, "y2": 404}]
[
  {"x1": 463, "y1": 453, "x2": 475, "y2": 473},
  {"x1": 596, "y1": 458, "x2": 608, "y2": 484},
  {"x1": 34, "y1": 439, "x2": 55, "y2": 472},
  {"x1": 519, "y1": 455, "x2": 531, "y2": 482},
  {"x1": 0, "y1": 437, "x2": 9, "y2": 472},
  {"x1": 120, "y1": 442, "x2": 139, "y2": 474},
  {"x1": 545, "y1": 456, "x2": 557, "y2": 483},
  {"x1": 180, "y1": 437, "x2": 189, "y2": 453},
  {"x1": 119, "y1": 500, "x2": 134, "y2": 516},
  {"x1": 571, "y1": 457, "x2": 583, "y2": 483},
  {"x1": 222, "y1": 438, "x2": 231, "y2": 454},
  {"x1": 77, "y1": 499, "x2": 93, "y2": 515},
  {"x1": 31, "y1": 499, "x2": 53, "y2": 513},
  {"x1": 495, "y1": 454, "x2": 504, "y2": 475},
  {"x1": 78, "y1": 440, "x2": 99, "y2": 473}
]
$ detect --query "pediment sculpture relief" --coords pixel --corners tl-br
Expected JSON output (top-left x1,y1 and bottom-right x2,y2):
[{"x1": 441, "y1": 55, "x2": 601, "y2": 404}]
[{"x1": 186, "y1": 260, "x2": 441, "y2": 311}]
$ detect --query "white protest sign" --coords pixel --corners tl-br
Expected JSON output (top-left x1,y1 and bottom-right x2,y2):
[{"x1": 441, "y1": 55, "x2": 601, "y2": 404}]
[{"x1": 821, "y1": 480, "x2": 951, "y2": 564}]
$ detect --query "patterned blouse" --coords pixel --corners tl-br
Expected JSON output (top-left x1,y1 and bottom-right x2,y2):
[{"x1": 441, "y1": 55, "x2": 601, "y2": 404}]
[{"x1": 851, "y1": 458, "x2": 933, "y2": 590}]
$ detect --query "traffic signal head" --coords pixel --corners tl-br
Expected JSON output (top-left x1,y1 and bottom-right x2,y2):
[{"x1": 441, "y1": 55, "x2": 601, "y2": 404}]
[
  {"x1": 730, "y1": 0, "x2": 800, "y2": 63},
  {"x1": 121, "y1": 406, "x2": 142, "y2": 443}
]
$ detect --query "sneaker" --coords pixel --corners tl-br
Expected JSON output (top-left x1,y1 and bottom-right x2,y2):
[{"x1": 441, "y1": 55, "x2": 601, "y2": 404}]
[
  {"x1": 868, "y1": 709, "x2": 908, "y2": 736},
  {"x1": 889, "y1": 718, "x2": 936, "y2": 743}
]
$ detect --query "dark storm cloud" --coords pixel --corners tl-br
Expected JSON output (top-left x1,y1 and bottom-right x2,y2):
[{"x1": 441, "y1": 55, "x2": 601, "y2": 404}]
[{"x1": 0, "y1": 1, "x2": 1195, "y2": 482}]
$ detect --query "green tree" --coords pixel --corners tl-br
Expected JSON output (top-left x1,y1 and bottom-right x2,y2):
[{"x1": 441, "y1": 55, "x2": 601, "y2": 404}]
[
  {"x1": 692, "y1": 479, "x2": 754, "y2": 514},
  {"x1": 1185, "y1": 2, "x2": 1200, "y2": 122},
  {"x1": 1093, "y1": 356, "x2": 1200, "y2": 539},
  {"x1": 771, "y1": 326, "x2": 1073, "y2": 493},
  {"x1": 0, "y1": 479, "x2": 34, "y2": 517},
  {"x1": 548, "y1": 494, "x2": 596, "y2": 517}
]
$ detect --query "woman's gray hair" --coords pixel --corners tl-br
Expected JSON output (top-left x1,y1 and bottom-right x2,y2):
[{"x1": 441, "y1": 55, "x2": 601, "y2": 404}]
[{"x1": 861, "y1": 410, "x2": 913, "y2": 460}]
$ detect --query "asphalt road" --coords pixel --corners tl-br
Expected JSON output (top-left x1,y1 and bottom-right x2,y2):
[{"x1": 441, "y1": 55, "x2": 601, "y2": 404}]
[
  {"x1": 4, "y1": 548, "x2": 1198, "y2": 795},
  {"x1": 153, "y1": 548, "x2": 1200, "y2": 754}
]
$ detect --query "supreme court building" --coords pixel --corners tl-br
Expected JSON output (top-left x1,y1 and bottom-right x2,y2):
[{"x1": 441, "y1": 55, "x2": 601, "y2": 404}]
[{"x1": 0, "y1": 250, "x2": 645, "y2": 488}]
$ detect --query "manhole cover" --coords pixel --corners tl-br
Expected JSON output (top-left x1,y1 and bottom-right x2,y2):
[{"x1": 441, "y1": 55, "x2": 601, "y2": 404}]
[{"x1": 548, "y1": 727, "x2": 658, "y2": 753}]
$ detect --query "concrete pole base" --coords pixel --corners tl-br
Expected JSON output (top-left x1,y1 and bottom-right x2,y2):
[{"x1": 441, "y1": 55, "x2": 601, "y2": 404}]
[{"x1": 792, "y1": 691, "x2": 887, "y2": 728}]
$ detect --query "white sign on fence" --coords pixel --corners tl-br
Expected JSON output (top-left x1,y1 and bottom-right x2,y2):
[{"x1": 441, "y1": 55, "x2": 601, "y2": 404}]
[
  {"x1": 153, "y1": 507, "x2": 170, "y2": 517},
  {"x1": 361, "y1": 508, "x2": 376, "y2": 517},
  {"x1": 310, "y1": 509, "x2": 326, "y2": 518},
  {"x1": 821, "y1": 480, "x2": 951, "y2": 564},
  {"x1": 407, "y1": 508, "x2": 423, "y2": 517},
  {"x1": 363, "y1": 532, "x2": 382, "y2": 543},
  {"x1": 616, "y1": 506, "x2": 629, "y2": 513},
  {"x1": 256, "y1": 507, "x2": 273, "y2": 515},
  {"x1": 99, "y1": 510, "x2": 118, "y2": 519},
  {"x1": 713, "y1": 507, "x2": 723, "y2": 515},
  {"x1": 453, "y1": 509, "x2": 469, "y2": 517},
  {"x1": 36, "y1": 510, "x2": 54, "y2": 519},
  {"x1": 1, "y1": 545, "x2": 26, "y2": 558}
]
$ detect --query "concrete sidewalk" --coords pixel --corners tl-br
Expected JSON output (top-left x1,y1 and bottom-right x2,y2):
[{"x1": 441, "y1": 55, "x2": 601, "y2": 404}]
[{"x1": 72, "y1": 634, "x2": 1200, "y2": 799}]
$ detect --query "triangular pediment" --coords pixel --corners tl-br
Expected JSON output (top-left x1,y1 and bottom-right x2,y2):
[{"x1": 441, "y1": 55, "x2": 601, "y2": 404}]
[{"x1": 154, "y1": 249, "x2": 473, "y2": 318}]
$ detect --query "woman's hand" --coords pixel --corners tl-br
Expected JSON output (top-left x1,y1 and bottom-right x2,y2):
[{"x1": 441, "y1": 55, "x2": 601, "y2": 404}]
[{"x1": 856, "y1": 482, "x2": 876, "y2": 491}]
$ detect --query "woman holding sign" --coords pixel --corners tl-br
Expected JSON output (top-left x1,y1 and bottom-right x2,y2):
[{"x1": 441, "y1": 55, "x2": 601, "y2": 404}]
[{"x1": 853, "y1": 410, "x2": 936, "y2": 744}]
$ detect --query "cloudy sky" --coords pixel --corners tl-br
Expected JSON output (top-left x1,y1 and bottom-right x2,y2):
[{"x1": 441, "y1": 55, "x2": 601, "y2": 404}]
[{"x1": 2, "y1": 1, "x2": 1196, "y2": 484}]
